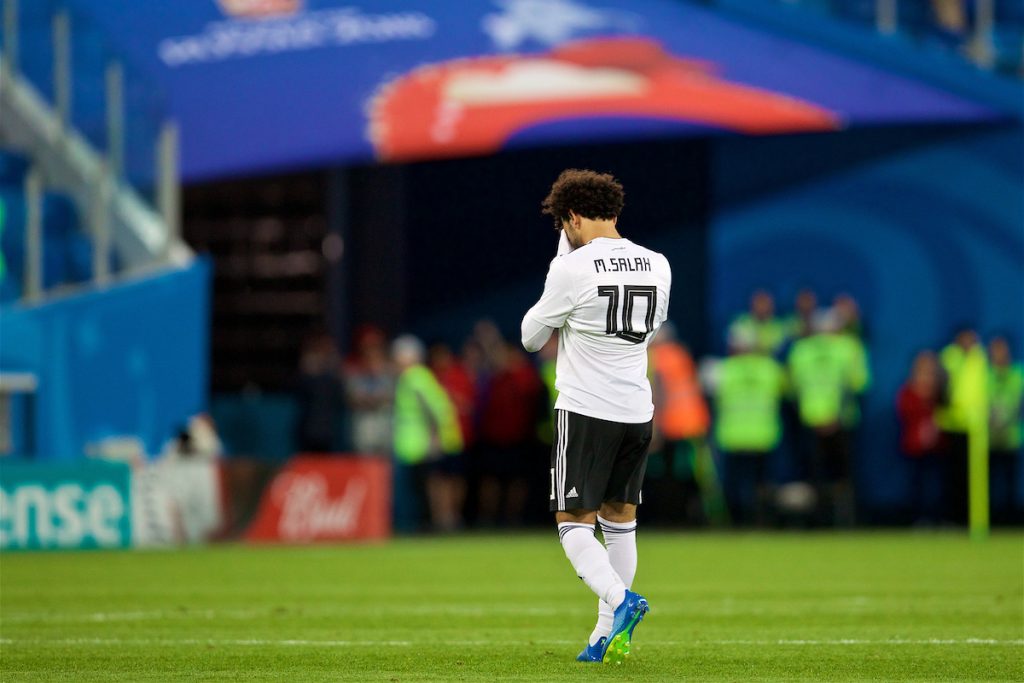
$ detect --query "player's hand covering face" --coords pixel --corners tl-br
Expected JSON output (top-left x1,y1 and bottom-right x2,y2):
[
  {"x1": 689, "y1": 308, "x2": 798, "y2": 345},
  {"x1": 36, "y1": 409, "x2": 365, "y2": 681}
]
[{"x1": 562, "y1": 216, "x2": 583, "y2": 249}]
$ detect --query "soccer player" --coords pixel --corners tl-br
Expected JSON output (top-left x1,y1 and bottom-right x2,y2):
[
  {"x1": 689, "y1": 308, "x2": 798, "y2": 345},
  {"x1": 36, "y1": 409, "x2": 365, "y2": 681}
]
[{"x1": 521, "y1": 169, "x2": 672, "y2": 664}]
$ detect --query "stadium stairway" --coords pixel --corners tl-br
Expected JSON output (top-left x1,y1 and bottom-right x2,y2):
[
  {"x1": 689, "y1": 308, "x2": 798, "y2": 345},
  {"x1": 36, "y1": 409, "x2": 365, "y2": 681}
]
[{"x1": 1, "y1": 2, "x2": 205, "y2": 463}]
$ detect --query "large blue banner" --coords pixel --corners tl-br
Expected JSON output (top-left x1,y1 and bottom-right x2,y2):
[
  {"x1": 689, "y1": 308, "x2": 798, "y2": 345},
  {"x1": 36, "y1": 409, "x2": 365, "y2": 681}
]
[{"x1": 65, "y1": 0, "x2": 1002, "y2": 179}]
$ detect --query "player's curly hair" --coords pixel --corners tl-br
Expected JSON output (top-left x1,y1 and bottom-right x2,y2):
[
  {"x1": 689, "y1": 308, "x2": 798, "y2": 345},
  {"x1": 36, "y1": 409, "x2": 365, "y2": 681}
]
[{"x1": 541, "y1": 169, "x2": 625, "y2": 231}]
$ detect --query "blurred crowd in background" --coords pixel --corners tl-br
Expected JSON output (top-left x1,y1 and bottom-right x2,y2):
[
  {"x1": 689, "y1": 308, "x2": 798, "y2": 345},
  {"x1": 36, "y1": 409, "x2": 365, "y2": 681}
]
[
  {"x1": 294, "y1": 320, "x2": 552, "y2": 532},
  {"x1": 286, "y1": 288, "x2": 1021, "y2": 533}
]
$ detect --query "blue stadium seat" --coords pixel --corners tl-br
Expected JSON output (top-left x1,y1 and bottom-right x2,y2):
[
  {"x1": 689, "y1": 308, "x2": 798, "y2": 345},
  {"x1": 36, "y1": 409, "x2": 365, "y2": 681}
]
[
  {"x1": 0, "y1": 181, "x2": 95, "y2": 301},
  {"x1": 0, "y1": 184, "x2": 26, "y2": 303},
  {"x1": 0, "y1": 184, "x2": 28, "y2": 258},
  {"x1": 0, "y1": 151, "x2": 31, "y2": 184},
  {"x1": 993, "y1": 0, "x2": 1024, "y2": 76},
  {"x1": 831, "y1": 0, "x2": 876, "y2": 28},
  {"x1": 42, "y1": 192, "x2": 78, "y2": 238},
  {"x1": 796, "y1": 0, "x2": 1021, "y2": 75},
  {"x1": 12, "y1": 0, "x2": 57, "y2": 107}
]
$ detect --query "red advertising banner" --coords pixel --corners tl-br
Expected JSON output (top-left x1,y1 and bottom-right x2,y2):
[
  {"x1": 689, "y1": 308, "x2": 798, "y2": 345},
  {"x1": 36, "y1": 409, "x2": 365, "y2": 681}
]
[{"x1": 245, "y1": 456, "x2": 391, "y2": 543}]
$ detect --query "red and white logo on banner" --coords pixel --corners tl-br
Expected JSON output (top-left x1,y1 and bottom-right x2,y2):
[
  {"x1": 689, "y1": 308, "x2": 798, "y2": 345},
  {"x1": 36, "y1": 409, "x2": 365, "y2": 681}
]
[
  {"x1": 246, "y1": 456, "x2": 390, "y2": 542},
  {"x1": 216, "y1": 0, "x2": 303, "y2": 20}
]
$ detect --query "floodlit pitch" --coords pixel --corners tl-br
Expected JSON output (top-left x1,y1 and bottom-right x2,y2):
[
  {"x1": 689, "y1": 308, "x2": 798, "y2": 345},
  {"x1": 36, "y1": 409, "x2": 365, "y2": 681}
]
[{"x1": 1, "y1": 532, "x2": 1021, "y2": 681}]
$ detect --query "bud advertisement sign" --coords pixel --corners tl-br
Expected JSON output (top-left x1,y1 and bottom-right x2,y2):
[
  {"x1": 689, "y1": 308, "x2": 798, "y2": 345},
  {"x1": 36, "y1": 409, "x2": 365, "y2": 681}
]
[
  {"x1": 0, "y1": 461, "x2": 133, "y2": 550},
  {"x1": 246, "y1": 456, "x2": 391, "y2": 543}
]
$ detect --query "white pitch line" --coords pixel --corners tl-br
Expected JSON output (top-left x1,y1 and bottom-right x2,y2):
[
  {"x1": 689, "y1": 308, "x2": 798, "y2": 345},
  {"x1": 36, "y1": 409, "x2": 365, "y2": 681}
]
[
  {"x1": 0, "y1": 605, "x2": 571, "y2": 624},
  {"x1": 706, "y1": 638, "x2": 1024, "y2": 646},
  {"x1": 0, "y1": 638, "x2": 1020, "y2": 648},
  {"x1": 1, "y1": 609, "x2": 261, "y2": 624},
  {"x1": 4, "y1": 598, "x2": 1013, "y2": 625},
  {"x1": 0, "y1": 638, "x2": 416, "y2": 647}
]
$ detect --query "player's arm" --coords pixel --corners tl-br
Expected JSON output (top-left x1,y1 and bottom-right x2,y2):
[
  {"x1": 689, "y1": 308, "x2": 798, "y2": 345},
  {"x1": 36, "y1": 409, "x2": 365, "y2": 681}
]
[
  {"x1": 521, "y1": 317, "x2": 555, "y2": 353},
  {"x1": 521, "y1": 257, "x2": 575, "y2": 352},
  {"x1": 648, "y1": 258, "x2": 672, "y2": 340}
]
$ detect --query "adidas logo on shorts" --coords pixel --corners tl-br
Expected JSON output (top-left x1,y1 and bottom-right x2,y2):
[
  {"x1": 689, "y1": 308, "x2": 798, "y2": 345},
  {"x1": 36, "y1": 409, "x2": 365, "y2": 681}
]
[{"x1": 566, "y1": 486, "x2": 579, "y2": 498}]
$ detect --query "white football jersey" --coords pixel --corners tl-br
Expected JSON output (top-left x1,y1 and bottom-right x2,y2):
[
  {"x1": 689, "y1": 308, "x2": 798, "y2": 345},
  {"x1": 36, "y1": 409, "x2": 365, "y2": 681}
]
[{"x1": 522, "y1": 237, "x2": 672, "y2": 423}]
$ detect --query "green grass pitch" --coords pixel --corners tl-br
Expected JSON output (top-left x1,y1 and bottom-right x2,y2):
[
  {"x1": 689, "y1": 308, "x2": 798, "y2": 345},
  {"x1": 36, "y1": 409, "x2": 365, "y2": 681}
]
[{"x1": 2, "y1": 532, "x2": 1022, "y2": 681}]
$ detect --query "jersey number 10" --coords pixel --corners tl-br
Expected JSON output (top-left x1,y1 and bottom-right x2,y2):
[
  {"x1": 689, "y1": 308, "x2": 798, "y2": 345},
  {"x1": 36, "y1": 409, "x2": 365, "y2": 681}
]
[{"x1": 597, "y1": 285, "x2": 658, "y2": 344}]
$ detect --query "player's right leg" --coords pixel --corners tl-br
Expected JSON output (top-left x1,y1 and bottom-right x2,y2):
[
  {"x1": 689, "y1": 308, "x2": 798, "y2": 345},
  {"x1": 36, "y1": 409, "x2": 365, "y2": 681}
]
[
  {"x1": 593, "y1": 419, "x2": 654, "y2": 664},
  {"x1": 591, "y1": 508, "x2": 638, "y2": 633},
  {"x1": 596, "y1": 502, "x2": 646, "y2": 664},
  {"x1": 583, "y1": 508, "x2": 638, "y2": 648},
  {"x1": 602, "y1": 587, "x2": 649, "y2": 665}
]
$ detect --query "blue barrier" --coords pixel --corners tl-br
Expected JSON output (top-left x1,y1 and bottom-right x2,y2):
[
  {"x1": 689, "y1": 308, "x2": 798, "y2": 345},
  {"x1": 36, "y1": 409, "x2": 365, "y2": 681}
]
[{"x1": 0, "y1": 259, "x2": 210, "y2": 461}]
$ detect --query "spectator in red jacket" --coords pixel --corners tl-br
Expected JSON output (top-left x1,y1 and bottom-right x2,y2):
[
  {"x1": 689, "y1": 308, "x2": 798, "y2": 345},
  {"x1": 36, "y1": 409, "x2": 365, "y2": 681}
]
[
  {"x1": 430, "y1": 342, "x2": 478, "y2": 448},
  {"x1": 896, "y1": 351, "x2": 944, "y2": 525},
  {"x1": 476, "y1": 341, "x2": 543, "y2": 527},
  {"x1": 428, "y1": 341, "x2": 477, "y2": 530}
]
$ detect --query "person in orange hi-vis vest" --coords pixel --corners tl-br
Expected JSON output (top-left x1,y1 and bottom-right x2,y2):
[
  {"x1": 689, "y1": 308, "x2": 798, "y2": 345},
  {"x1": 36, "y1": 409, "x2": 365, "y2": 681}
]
[
  {"x1": 647, "y1": 323, "x2": 726, "y2": 525},
  {"x1": 652, "y1": 329, "x2": 709, "y2": 441}
]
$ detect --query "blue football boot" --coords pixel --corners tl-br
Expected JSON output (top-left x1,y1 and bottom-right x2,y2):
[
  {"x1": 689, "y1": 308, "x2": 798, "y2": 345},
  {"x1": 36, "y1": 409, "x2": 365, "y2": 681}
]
[
  {"x1": 601, "y1": 590, "x2": 649, "y2": 664},
  {"x1": 576, "y1": 636, "x2": 606, "y2": 662}
]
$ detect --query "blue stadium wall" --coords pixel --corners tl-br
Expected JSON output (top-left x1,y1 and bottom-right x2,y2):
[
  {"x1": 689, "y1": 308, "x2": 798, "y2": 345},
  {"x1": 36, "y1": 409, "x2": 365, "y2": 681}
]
[
  {"x1": 710, "y1": 124, "x2": 1024, "y2": 514},
  {"x1": 0, "y1": 260, "x2": 211, "y2": 461}
]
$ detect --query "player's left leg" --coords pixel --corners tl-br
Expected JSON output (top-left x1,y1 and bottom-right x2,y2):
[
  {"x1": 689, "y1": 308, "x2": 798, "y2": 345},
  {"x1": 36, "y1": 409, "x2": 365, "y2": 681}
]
[
  {"x1": 559, "y1": 511, "x2": 631, "y2": 665},
  {"x1": 557, "y1": 509, "x2": 628, "y2": 609}
]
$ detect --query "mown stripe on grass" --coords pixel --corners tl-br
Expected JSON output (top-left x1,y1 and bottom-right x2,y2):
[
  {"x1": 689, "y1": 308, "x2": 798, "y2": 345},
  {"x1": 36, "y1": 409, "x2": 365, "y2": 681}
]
[{"x1": 2, "y1": 638, "x2": 1021, "y2": 647}]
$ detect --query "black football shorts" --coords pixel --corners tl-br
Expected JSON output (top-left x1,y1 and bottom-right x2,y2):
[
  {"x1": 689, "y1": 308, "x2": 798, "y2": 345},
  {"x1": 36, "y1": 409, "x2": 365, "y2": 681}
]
[{"x1": 549, "y1": 409, "x2": 652, "y2": 512}]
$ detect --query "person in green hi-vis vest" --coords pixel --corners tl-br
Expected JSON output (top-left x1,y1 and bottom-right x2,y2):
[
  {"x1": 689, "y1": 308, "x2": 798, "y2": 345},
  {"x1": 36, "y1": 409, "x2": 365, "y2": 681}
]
[
  {"x1": 535, "y1": 336, "x2": 559, "y2": 446},
  {"x1": 935, "y1": 329, "x2": 988, "y2": 527},
  {"x1": 713, "y1": 329, "x2": 786, "y2": 526},
  {"x1": 988, "y1": 336, "x2": 1021, "y2": 524},
  {"x1": 727, "y1": 289, "x2": 788, "y2": 359},
  {"x1": 783, "y1": 288, "x2": 820, "y2": 343},
  {"x1": 392, "y1": 335, "x2": 464, "y2": 532},
  {"x1": 787, "y1": 317, "x2": 870, "y2": 526}
]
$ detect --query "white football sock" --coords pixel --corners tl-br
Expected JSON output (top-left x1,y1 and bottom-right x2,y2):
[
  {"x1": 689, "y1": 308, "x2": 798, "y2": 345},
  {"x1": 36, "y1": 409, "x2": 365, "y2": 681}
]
[
  {"x1": 558, "y1": 522, "x2": 627, "y2": 611},
  {"x1": 589, "y1": 516, "x2": 638, "y2": 645}
]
